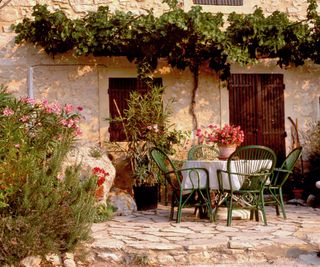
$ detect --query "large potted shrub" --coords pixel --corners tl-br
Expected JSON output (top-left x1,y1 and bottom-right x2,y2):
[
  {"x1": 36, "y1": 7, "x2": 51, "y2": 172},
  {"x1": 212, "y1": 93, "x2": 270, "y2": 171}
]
[{"x1": 109, "y1": 85, "x2": 187, "y2": 210}]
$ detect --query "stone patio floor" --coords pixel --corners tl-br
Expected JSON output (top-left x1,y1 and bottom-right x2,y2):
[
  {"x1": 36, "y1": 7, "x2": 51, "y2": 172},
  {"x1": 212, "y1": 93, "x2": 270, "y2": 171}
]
[{"x1": 78, "y1": 204, "x2": 320, "y2": 267}]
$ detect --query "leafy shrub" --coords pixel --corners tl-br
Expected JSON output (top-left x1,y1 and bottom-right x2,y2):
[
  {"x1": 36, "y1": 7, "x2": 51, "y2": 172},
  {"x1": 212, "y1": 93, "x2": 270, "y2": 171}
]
[
  {"x1": 89, "y1": 145, "x2": 104, "y2": 159},
  {"x1": 304, "y1": 121, "x2": 320, "y2": 169},
  {"x1": 94, "y1": 201, "x2": 117, "y2": 223},
  {"x1": 108, "y1": 86, "x2": 189, "y2": 186},
  {"x1": 0, "y1": 87, "x2": 97, "y2": 265},
  {"x1": 302, "y1": 121, "x2": 320, "y2": 196}
]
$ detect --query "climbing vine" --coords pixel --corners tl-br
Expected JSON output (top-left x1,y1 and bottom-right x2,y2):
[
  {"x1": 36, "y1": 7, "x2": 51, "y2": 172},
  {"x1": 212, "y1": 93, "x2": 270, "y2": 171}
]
[{"x1": 13, "y1": 0, "x2": 320, "y2": 130}]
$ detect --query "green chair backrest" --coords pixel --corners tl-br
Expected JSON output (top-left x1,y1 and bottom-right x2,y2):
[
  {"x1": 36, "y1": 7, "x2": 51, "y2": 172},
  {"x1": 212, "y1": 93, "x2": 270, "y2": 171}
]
[
  {"x1": 272, "y1": 146, "x2": 302, "y2": 186},
  {"x1": 188, "y1": 144, "x2": 219, "y2": 160},
  {"x1": 227, "y1": 145, "x2": 277, "y2": 190},
  {"x1": 149, "y1": 147, "x2": 181, "y2": 189}
]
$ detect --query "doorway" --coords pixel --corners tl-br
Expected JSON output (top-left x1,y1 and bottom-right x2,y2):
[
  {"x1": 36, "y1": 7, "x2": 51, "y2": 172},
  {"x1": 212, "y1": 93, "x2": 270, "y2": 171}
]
[{"x1": 228, "y1": 73, "x2": 286, "y2": 163}]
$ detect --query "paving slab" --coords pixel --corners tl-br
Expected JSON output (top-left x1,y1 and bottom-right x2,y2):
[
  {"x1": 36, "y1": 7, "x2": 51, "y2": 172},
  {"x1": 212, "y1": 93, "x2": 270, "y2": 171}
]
[{"x1": 77, "y1": 205, "x2": 320, "y2": 266}]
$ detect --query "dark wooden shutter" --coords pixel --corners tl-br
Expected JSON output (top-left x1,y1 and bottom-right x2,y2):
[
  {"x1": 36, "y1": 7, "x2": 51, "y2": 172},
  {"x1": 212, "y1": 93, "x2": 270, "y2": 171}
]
[
  {"x1": 108, "y1": 78, "x2": 162, "y2": 142},
  {"x1": 229, "y1": 74, "x2": 286, "y2": 163},
  {"x1": 229, "y1": 74, "x2": 257, "y2": 147},
  {"x1": 260, "y1": 74, "x2": 286, "y2": 163},
  {"x1": 193, "y1": 0, "x2": 243, "y2": 5}
]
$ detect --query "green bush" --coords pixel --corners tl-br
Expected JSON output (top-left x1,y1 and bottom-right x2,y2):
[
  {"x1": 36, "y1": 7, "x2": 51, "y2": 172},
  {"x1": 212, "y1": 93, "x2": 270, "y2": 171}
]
[
  {"x1": 108, "y1": 86, "x2": 189, "y2": 186},
  {"x1": 0, "y1": 87, "x2": 97, "y2": 265},
  {"x1": 303, "y1": 121, "x2": 320, "y2": 178},
  {"x1": 94, "y1": 201, "x2": 117, "y2": 223}
]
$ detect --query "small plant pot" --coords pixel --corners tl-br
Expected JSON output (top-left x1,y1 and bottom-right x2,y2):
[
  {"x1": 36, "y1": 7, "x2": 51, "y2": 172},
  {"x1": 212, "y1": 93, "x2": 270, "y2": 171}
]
[
  {"x1": 133, "y1": 184, "x2": 158, "y2": 211},
  {"x1": 218, "y1": 144, "x2": 237, "y2": 160},
  {"x1": 292, "y1": 188, "x2": 304, "y2": 200}
]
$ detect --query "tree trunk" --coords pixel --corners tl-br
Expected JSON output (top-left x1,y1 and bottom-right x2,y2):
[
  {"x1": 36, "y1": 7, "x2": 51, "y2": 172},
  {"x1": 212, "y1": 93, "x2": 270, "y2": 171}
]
[{"x1": 190, "y1": 64, "x2": 199, "y2": 131}]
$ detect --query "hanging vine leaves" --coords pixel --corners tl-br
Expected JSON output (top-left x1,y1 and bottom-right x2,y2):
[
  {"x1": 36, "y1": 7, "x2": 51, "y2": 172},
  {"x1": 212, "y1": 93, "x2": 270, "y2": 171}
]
[
  {"x1": 14, "y1": 2, "x2": 320, "y2": 73},
  {"x1": 226, "y1": 8, "x2": 311, "y2": 67},
  {"x1": 12, "y1": 1, "x2": 320, "y2": 130},
  {"x1": 14, "y1": 5, "x2": 75, "y2": 55}
]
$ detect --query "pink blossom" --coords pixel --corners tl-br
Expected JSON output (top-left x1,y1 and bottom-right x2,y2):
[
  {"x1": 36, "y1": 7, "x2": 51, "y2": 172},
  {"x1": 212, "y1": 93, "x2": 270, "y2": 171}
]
[
  {"x1": 14, "y1": 144, "x2": 20, "y2": 148},
  {"x1": 20, "y1": 115, "x2": 29, "y2": 122},
  {"x1": 197, "y1": 123, "x2": 244, "y2": 146},
  {"x1": 153, "y1": 124, "x2": 159, "y2": 132},
  {"x1": 20, "y1": 97, "x2": 36, "y2": 105},
  {"x1": 64, "y1": 104, "x2": 73, "y2": 114},
  {"x1": 61, "y1": 119, "x2": 68, "y2": 126},
  {"x1": 77, "y1": 106, "x2": 83, "y2": 112},
  {"x1": 51, "y1": 102, "x2": 61, "y2": 114},
  {"x1": 42, "y1": 100, "x2": 61, "y2": 115},
  {"x1": 57, "y1": 174, "x2": 64, "y2": 181},
  {"x1": 42, "y1": 99, "x2": 49, "y2": 106},
  {"x1": 61, "y1": 118, "x2": 75, "y2": 128},
  {"x1": 67, "y1": 119, "x2": 74, "y2": 128},
  {"x1": 75, "y1": 128, "x2": 82, "y2": 136},
  {"x1": 3, "y1": 107, "x2": 14, "y2": 116}
]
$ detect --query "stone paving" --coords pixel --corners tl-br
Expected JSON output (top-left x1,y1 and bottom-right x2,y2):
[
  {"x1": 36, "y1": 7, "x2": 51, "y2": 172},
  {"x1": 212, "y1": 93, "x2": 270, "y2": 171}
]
[{"x1": 78, "y1": 205, "x2": 320, "y2": 267}]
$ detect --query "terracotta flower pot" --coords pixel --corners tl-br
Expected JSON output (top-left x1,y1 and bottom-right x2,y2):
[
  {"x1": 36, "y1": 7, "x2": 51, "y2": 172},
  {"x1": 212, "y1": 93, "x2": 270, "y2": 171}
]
[
  {"x1": 292, "y1": 188, "x2": 303, "y2": 200},
  {"x1": 218, "y1": 144, "x2": 237, "y2": 160}
]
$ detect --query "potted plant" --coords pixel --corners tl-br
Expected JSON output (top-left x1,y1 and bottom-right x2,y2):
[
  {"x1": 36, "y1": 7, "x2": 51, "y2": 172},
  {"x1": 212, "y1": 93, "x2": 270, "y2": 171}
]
[
  {"x1": 108, "y1": 85, "x2": 187, "y2": 210},
  {"x1": 196, "y1": 123, "x2": 245, "y2": 159}
]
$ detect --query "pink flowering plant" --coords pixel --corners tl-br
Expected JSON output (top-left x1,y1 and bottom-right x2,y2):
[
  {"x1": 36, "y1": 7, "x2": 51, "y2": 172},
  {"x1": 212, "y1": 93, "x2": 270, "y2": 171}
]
[
  {"x1": 0, "y1": 87, "x2": 97, "y2": 264},
  {"x1": 0, "y1": 87, "x2": 84, "y2": 209},
  {"x1": 196, "y1": 123, "x2": 244, "y2": 146}
]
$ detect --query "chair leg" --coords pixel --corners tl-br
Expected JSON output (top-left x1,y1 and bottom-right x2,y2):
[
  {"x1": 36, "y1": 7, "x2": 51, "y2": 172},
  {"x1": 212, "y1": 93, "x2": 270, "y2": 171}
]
[
  {"x1": 212, "y1": 191, "x2": 221, "y2": 222},
  {"x1": 204, "y1": 188, "x2": 213, "y2": 222},
  {"x1": 170, "y1": 192, "x2": 175, "y2": 221},
  {"x1": 275, "y1": 205, "x2": 280, "y2": 216},
  {"x1": 176, "y1": 192, "x2": 184, "y2": 223},
  {"x1": 255, "y1": 209, "x2": 259, "y2": 222},
  {"x1": 227, "y1": 195, "x2": 233, "y2": 226},
  {"x1": 214, "y1": 191, "x2": 221, "y2": 222},
  {"x1": 250, "y1": 210, "x2": 254, "y2": 220},
  {"x1": 270, "y1": 188, "x2": 281, "y2": 217},
  {"x1": 260, "y1": 193, "x2": 267, "y2": 226},
  {"x1": 194, "y1": 206, "x2": 198, "y2": 215},
  {"x1": 279, "y1": 188, "x2": 287, "y2": 219}
]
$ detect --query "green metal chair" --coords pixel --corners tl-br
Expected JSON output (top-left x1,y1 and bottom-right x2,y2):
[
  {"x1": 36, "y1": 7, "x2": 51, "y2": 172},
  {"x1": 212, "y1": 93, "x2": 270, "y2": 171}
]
[
  {"x1": 149, "y1": 147, "x2": 213, "y2": 223},
  {"x1": 188, "y1": 144, "x2": 219, "y2": 160},
  {"x1": 265, "y1": 146, "x2": 302, "y2": 219},
  {"x1": 215, "y1": 145, "x2": 277, "y2": 226}
]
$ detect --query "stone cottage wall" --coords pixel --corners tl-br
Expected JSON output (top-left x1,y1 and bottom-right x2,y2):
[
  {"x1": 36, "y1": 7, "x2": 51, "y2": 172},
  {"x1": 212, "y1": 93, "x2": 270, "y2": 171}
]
[{"x1": 0, "y1": 0, "x2": 319, "y2": 152}]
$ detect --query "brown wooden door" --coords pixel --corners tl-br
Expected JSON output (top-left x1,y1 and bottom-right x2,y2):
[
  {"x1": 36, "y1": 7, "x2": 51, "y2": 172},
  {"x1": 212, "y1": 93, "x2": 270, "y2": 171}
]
[{"x1": 228, "y1": 73, "x2": 286, "y2": 163}]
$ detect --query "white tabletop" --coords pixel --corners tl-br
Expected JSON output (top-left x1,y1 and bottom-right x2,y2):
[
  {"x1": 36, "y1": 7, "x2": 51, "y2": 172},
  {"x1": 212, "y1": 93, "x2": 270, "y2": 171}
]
[
  {"x1": 181, "y1": 160, "x2": 239, "y2": 190},
  {"x1": 181, "y1": 160, "x2": 272, "y2": 191}
]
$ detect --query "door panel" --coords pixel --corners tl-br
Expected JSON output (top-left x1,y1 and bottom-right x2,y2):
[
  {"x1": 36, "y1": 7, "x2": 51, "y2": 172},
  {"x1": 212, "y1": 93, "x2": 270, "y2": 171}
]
[
  {"x1": 228, "y1": 74, "x2": 286, "y2": 163},
  {"x1": 229, "y1": 74, "x2": 258, "y2": 146},
  {"x1": 260, "y1": 74, "x2": 286, "y2": 162}
]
